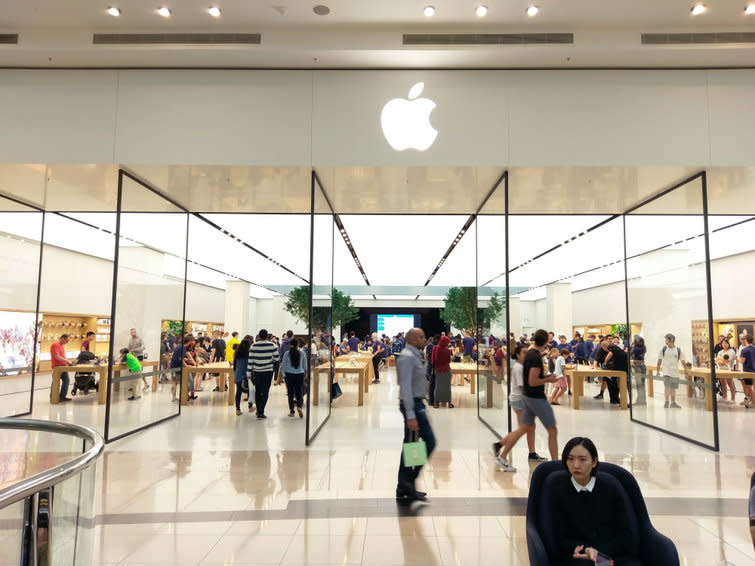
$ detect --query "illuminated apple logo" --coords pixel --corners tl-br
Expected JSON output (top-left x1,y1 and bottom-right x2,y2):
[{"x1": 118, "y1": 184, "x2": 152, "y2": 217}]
[{"x1": 380, "y1": 82, "x2": 438, "y2": 151}]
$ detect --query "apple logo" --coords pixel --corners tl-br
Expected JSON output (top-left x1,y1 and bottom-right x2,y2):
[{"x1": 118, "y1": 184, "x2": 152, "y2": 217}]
[{"x1": 380, "y1": 82, "x2": 438, "y2": 151}]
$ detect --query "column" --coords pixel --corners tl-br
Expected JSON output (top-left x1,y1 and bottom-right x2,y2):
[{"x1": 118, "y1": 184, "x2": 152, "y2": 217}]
[
  {"x1": 224, "y1": 281, "x2": 252, "y2": 335},
  {"x1": 546, "y1": 282, "x2": 572, "y2": 336}
]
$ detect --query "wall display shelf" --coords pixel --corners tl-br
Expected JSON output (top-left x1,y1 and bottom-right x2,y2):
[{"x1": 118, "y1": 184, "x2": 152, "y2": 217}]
[
  {"x1": 38, "y1": 313, "x2": 109, "y2": 371},
  {"x1": 572, "y1": 323, "x2": 642, "y2": 342},
  {"x1": 690, "y1": 320, "x2": 710, "y2": 368}
]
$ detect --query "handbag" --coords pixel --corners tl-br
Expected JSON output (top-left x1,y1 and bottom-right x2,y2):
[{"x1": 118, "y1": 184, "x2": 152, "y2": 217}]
[
  {"x1": 402, "y1": 430, "x2": 428, "y2": 467},
  {"x1": 331, "y1": 381, "x2": 343, "y2": 399}
]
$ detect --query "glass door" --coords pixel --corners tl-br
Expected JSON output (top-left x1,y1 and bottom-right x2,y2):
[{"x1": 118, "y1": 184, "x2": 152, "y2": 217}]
[{"x1": 624, "y1": 171, "x2": 717, "y2": 450}]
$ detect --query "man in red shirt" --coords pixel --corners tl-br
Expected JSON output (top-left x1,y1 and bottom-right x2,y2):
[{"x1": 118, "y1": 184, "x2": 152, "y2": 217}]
[{"x1": 50, "y1": 334, "x2": 72, "y2": 402}]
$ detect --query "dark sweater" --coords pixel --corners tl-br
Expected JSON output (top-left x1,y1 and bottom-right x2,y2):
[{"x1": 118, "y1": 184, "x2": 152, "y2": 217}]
[{"x1": 548, "y1": 472, "x2": 638, "y2": 563}]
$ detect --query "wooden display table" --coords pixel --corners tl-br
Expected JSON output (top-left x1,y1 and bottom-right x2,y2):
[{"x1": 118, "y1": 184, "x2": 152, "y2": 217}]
[
  {"x1": 450, "y1": 362, "x2": 477, "y2": 395},
  {"x1": 565, "y1": 366, "x2": 628, "y2": 410},
  {"x1": 313, "y1": 357, "x2": 372, "y2": 406},
  {"x1": 182, "y1": 361, "x2": 235, "y2": 406},
  {"x1": 51, "y1": 360, "x2": 158, "y2": 405}
]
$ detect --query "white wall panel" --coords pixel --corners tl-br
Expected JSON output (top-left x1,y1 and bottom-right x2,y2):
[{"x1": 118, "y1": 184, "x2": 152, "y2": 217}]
[
  {"x1": 0, "y1": 70, "x2": 118, "y2": 163},
  {"x1": 114, "y1": 70, "x2": 313, "y2": 165},
  {"x1": 507, "y1": 71, "x2": 709, "y2": 166},
  {"x1": 312, "y1": 71, "x2": 509, "y2": 166},
  {"x1": 707, "y1": 70, "x2": 755, "y2": 166}
]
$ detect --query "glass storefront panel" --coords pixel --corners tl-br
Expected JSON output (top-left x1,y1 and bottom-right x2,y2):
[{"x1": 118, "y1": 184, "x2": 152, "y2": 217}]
[
  {"x1": 476, "y1": 175, "x2": 508, "y2": 435},
  {"x1": 0, "y1": 197, "x2": 43, "y2": 417},
  {"x1": 308, "y1": 174, "x2": 333, "y2": 443},
  {"x1": 625, "y1": 173, "x2": 716, "y2": 449},
  {"x1": 106, "y1": 172, "x2": 186, "y2": 441}
]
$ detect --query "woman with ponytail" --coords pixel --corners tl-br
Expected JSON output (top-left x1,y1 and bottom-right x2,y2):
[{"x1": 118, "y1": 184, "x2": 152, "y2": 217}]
[{"x1": 281, "y1": 338, "x2": 307, "y2": 418}]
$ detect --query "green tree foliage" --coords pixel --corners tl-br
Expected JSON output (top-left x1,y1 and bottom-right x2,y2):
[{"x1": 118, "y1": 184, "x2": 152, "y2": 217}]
[
  {"x1": 284, "y1": 286, "x2": 359, "y2": 332},
  {"x1": 440, "y1": 287, "x2": 477, "y2": 331},
  {"x1": 441, "y1": 287, "x2": 505, "y2": 334}
]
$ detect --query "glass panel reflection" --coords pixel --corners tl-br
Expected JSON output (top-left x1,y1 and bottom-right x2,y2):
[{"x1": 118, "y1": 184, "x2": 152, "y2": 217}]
[
  {"x1": 0, "y1": 198, "x2": 42, "y2": 417},
  {"x1": 107, "y1": 174, "x2": 186, "y2": 440},
  {"x1": 625, "y1": 174, "x2": 716, "y2": 448},
  {"x1": 308, "y1": 177, "x2": 333, "y2": 441}
]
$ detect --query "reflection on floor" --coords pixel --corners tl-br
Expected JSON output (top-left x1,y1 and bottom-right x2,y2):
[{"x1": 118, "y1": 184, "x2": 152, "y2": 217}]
[{"x1": 17, "y1": 368, "x2": 755, "y2": 565}]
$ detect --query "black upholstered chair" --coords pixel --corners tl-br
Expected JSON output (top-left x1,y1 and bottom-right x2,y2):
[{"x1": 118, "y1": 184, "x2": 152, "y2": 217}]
[{"x1": 526, "y1": 460, "x2": 680, "y2": 566}]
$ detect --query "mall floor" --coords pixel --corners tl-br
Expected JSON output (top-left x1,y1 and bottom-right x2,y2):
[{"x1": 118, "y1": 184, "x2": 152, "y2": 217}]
[{"x1": 27, "y1": 368, "x2": 755, "y2": 566}]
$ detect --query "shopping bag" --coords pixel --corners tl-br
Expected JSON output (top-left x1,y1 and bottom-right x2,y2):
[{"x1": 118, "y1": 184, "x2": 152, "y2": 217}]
[
  {"x1": 331, "y1": 381, "x2": 343, "y2": 400},
  {"x1": 402, "y1": 430, "x2": 427, "y2": 467}
]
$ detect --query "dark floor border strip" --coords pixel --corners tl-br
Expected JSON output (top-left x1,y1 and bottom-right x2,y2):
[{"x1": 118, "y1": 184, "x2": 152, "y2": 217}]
[{"x1": 92, "y1": 496, "x2": 747, "y2": 525}]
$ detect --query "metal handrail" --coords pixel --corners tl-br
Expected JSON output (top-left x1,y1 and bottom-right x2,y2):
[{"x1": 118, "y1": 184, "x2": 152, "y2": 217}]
[{"x1": 0, "y1": 419, "x2": 104, "y2": 511}]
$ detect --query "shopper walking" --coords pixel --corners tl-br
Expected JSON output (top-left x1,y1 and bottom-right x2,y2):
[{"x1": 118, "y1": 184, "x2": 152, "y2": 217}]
[
  {"x1": 233, "y1": 335, "x2": 253, "y2": 415},
  {"x1": 396, "y1": 328, "x2": 436, "y2": 505},
  {"x1": 50, "y1": 334, "x2": 72, "y2": 402},
  {"x1": 281, "y1": 339, "x2": 307, "y2": 418},
  {"x1": 495, "y1": 329, "x2": 559, "y2": 472},
  {"x1": 248, "y1": 329, "x2": 279, "y2": 419},
  {"x1": 432, "y1": 335, "x2": 453, "y2": 408}
]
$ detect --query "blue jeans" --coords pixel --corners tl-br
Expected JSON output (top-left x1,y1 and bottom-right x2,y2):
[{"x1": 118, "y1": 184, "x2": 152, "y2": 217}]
[
  {"x1": 53, "y1": 371, "x2": 70, "y2": 399},
  {"x1": 397, "y1": 399, "x2": 436, "y2": 493},
  {"x1": 234, "y1": 378, "x2": 253, "y2": 411}
]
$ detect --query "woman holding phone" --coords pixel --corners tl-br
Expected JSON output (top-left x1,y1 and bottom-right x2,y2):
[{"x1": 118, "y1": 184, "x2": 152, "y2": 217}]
[{"x1": 549, "y1": 437, "x2": 642, "y2": 566}]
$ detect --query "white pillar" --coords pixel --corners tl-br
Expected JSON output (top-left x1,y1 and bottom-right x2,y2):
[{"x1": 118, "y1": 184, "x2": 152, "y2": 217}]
[
  {"x1": 546, "y1": 282, "x2": 572, "y2": 336},
  {"x1": 224, "y1": 281, "x2": 252, "y2": 336},
  {"x1": 508, "y1": 296, "x2": 521, "y2": 338}
]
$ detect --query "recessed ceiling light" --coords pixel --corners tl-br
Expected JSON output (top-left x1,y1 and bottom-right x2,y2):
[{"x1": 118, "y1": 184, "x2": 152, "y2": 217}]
[
  {"x1": 691, "y1": 3, "x2": 706, "y2": 15},
  {"x1": 106, "y1": 6, "x2": 121, "y2": 17},
  {"x1": 746, "y1": 3, "x2": 755, "y2": 14},
  {"x1": 527, "y1": 5, "x2": 539, "y2": 17},
  {"x1": 476, "y1": 5, "x2": 488, "y2": 17},
  {"x1": 313, "y1": 4, "x2": 330, "y2": 16},
  {"x1": 424, "y1": 5, "x2": 436, "y2": 17},
  {"x1": 207, "y1": 6, "x2": 221, "y2": 17},
  {"x1": 157, "y1": 6, "x2": 172, "y2": 17}
]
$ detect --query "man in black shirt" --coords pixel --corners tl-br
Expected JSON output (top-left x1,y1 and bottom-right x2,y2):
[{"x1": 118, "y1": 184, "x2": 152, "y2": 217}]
[
  {"x1": 601, "y1": 340, "x2": 628, "y2": 405},
  {"x1": 210, "y1": 331, "x2": 227, "y2": 392},
  {"x1": 496, "y1": 329, "x2": 559, "y2": 472}
]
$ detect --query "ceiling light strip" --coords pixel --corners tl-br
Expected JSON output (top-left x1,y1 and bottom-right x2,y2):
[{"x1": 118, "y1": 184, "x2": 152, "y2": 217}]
[{"x1": 194, "y1": 213, "x2": 309, "y2": 283}]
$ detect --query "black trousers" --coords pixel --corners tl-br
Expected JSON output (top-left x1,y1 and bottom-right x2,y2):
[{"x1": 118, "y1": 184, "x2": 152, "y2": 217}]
[
  {"x1": 285, "y1": 372, "x2": 304, "y2": 411},
  {"x1": 372, "y1": 356, "x2": 380, "y2": 381},
  {"x1": 254, "y1": 371, "x2": 274, "y2": 416},
  {"x1": 605, "y1": 376, "x2": 620, "y2": 403}
]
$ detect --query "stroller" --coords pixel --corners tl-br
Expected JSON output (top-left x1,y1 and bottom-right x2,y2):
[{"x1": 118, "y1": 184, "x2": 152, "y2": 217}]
[{"x1": 71, "y1": 351, "x2": 99, "y2": 396}]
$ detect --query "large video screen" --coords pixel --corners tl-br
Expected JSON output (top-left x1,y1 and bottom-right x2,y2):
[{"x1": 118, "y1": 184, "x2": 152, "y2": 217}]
[
  {"x1": 0, "y1": 311, "x2": 39, "y2": 372},
  {"x1": 375, "y1": 314, "x2": 419, "y2": 337}
]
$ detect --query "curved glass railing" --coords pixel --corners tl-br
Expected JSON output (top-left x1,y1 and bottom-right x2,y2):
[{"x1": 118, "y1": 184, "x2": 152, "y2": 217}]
[{"x1": 0, "y1": 419, "x2": 104, "y2": 566}]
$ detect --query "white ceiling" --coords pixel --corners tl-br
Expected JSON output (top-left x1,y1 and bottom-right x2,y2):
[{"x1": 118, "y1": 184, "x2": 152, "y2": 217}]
[
  {"x1": 2, "y1": 0, "x2": 755, "y2": 68},
  {"x1": 1, "y1": 163, "x2": 753, "y2": 300}
]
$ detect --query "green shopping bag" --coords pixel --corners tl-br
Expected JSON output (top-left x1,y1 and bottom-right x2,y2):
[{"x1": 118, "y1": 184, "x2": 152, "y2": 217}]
[{"x1": 402, "y1": 430, "x2": 427, "y2": 467}]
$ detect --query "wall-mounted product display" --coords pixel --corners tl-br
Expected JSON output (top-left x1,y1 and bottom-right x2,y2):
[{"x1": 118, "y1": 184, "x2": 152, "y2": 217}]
[
  {"x1": 690, "y1": 320, "x2": 710, "y2": 367},
  {"x1": 161, "y1": 320, "x2": 224, "y2": 337},
  {"x1": 38, "y1": 313, "x2": 109, "y2": 370},
  {"x1": 573, "y1": 323, "x2": 642, "y2": 341}
]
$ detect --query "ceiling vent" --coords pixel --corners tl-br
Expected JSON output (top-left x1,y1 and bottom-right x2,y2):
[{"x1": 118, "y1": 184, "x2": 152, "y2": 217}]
[
  {"x1": 93, "y1": 33, "x2": 261, "y2": 45},
  {"x1": 642, "y1": 32, "x2": 755, "y2": 45},
  {"x1": 403, "y1": 33, "x2": 573, "y2": 45},
  {"x1": 0, "y1": 34, "x2": 19, "y2": 45}
]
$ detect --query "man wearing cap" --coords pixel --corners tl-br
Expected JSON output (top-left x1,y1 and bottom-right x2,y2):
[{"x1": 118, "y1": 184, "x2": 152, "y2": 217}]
[{"x1": 657, "y1": 333, "x2": 685, "y2": 408}]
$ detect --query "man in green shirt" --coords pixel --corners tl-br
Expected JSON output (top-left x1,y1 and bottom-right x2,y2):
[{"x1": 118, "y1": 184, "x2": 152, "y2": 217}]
[{"x1": 120, "y1": 348, "x2": 143, "y2": 401}]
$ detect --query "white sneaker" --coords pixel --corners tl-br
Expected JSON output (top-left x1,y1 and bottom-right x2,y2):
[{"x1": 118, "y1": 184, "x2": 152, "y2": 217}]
[
  {"x1": 143, "y1": 384, "x2": 150, "y2": 391},
  {"x1": 496, "y1": 456, "x2": 517, "y2": 472},
  {"x1": 744, "y1": 397, "x2": 752, "y2": 409}
]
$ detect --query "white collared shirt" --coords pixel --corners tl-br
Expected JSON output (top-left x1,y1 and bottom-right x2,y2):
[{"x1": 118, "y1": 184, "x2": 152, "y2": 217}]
[{"x1": 571, "y1": 476, "x2": 596, "y2": 493}]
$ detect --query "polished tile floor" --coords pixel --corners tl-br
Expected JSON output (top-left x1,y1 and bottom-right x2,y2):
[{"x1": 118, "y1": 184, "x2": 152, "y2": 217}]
[{"x1": 17, "y1": 368, "x2": 755, "y2": 565}]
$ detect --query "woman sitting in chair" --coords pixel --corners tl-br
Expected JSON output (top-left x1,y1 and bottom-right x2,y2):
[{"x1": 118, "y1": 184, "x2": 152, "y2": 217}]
[{"x1": 550, "y1": 437, "x2": 642, "y2": 566}]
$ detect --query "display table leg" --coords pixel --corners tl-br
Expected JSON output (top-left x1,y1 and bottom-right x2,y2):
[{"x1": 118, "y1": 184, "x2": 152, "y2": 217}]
[
  {"x1": 619, "y1": 372, "x2": 628, "y2": 409},
  {"x1": 704, "y1": 373, "x2": 712, "y2": 411},
  {"x1": 313, "y1": 371, "x2": 319, "y2": 406},
  {"x1": 227, "y1": 377, "x2": 235, "y2": 406},
  {"x1": 51, "y1": 369, "x2": 61, "y2": 404},
  {"x1": 152, "y1": 372, "x2": 158, "y2": 392},
  {"x1": 181, "y1": 368, "x2": 189, "y2": 405},
  {"x1": 98, "y1": 368, "x2": 107, "y2": 405},
  {"x1": 358, "y1": 369, "x2": 364, "y2": 406},
  {"x1": 470, "y1": 371, "x2": 476, "y2": 395},
  {"x1": 486, "y1": 376, "x2": 494, "y2": 409},
  {"x1": 647, "y1": 372, "x2": 654, "y2": 397}
]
